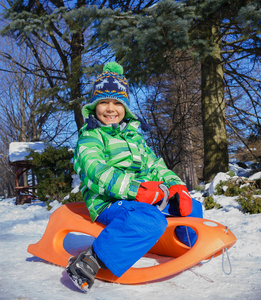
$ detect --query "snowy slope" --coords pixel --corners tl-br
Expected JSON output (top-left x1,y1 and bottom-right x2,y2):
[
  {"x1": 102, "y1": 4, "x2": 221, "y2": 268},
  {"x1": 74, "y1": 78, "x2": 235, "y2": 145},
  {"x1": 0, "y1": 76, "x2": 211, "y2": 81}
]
[{"x1": 0, "y1": 173, "x2": 260, "y2": 300}]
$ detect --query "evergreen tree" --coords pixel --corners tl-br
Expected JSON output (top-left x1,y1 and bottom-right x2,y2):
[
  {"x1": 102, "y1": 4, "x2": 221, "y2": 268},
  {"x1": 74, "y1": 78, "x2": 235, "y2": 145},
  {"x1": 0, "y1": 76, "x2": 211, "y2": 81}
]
[
  {"x1": 0, "y1": 0, "x2": 159, "y2": 131},
  {"x1": 25, "y1": 145, "x2": 74, "y2": 201},
  {"x1": 2, "y1": 0, "x2": 260, "y2": 183},
  {"x1": 91, "y1": 0, "x2": 261, "y2": 182}
]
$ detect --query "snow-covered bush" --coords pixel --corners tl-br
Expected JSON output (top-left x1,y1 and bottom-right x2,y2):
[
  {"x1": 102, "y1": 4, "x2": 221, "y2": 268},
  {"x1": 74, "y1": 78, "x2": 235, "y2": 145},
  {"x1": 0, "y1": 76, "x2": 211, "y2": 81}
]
[{"x1": 214, "y1": 176, "x2": 261, "y2": 214}]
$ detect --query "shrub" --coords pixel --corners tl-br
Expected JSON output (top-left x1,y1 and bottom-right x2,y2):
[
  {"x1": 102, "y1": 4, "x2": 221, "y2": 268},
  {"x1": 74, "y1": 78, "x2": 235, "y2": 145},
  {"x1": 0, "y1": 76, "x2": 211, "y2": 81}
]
[
  {"x1": 214, "y1": 177, "x2": 261, "y2": 214},
  {"x1": 195, "y1": 185, "x2": 205, "y2": 192},
  {"x1": 225, "y1": 184, "x2": 241, "y2": 197},
  {"x1": 236, "y1": 195, "x2": 261, "y2": 214},
  {"x1": 215, "y1": 181, "x2": 226, "y2": 195},
  {"x1": 26, "y1": 144, "x2": 74, "y2": 202},
  {"x1": 63, "y1": 191, "x2": 84, "y2": 204},
  {"x1": 215, "y1": 180, "x2": 242, "y2": 196},
  {"x1": 204, "y1": 196, "x2": 222, "y2": 210},
  {"x1": 228, "y1": 170, "x2": 235, "y2": 177},
  {"x1": 254, "y1": 179, "x2": 261, "y2": 191}
]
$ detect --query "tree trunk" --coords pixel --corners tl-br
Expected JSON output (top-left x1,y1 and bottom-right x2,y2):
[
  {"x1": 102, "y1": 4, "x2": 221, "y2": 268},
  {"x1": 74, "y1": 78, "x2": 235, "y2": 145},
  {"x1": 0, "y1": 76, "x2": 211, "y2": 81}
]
[
  {"x1": 68, "y1": 0, "x2": 85, "y2": 131},
  {"x1": 183, "y1": 134, "x2": 199, "y2": 190},
  {"x1": 201, "y1": 27, "x2": 229, "y2": 183},
  {"x1": 68, "y1": 35, "x2": 84, "y2": 130},
  {"x1": 19, "y1": 80, "x2": 28, "y2": 186},
  {"x1": 180, "y1": 102, "x2": 199, "y2": 190},
  {"x1": 69, "y1": 32, "x2": 84, "y2": 130}
]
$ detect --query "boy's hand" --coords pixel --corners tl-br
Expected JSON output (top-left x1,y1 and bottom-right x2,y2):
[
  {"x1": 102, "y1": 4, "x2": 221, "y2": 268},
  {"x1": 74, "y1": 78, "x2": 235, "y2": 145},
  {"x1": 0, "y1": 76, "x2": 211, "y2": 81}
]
[
  {"x1": 168, "y1": 185, "x2": 192, "y2": 216},
  {"x1": 135, "y1": 181, "x2": 165, "y2": 205}
]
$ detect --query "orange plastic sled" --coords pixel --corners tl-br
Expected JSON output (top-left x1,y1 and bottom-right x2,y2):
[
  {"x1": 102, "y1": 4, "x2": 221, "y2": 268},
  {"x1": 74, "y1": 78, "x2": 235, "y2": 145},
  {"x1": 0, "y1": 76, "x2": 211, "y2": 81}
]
[{"x1": 27, "y1": 202, "x2": 237, "y2": 284}]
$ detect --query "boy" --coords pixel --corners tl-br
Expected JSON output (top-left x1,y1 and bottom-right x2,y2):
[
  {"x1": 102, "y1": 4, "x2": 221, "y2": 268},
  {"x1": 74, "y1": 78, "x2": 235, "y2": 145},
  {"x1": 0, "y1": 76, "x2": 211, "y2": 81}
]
[{"x1": 67, "y1": 62, "x2": 202, "y2": 292}]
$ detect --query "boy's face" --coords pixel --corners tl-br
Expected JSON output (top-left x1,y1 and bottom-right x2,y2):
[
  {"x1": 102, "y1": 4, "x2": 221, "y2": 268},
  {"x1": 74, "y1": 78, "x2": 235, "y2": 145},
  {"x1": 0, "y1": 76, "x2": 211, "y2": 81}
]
[{"x1": 95, "y1": 99, "x2": 126, "y2": 125}]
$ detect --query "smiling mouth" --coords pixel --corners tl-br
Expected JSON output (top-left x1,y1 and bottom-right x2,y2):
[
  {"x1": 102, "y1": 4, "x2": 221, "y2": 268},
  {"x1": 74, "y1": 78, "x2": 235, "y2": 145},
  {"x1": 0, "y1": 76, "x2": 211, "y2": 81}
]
[{"x1": 104, "y1": 115, "x2": 118, "y2": 119}]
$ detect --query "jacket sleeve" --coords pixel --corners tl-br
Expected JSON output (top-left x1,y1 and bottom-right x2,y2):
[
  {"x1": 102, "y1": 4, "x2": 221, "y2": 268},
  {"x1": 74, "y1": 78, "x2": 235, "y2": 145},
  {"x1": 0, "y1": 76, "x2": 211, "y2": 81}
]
[
  {"x1": 145, "y1": 145, "x2": 185, "y2": 187},
  {"x1": 74, "y1": 129, "x2": 140, "y2": 200}
]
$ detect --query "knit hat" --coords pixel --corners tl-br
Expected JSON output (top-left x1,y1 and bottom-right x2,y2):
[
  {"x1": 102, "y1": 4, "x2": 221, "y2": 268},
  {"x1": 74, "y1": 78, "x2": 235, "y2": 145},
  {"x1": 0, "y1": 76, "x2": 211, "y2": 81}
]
[{"x1": 82, "y1": 62, "x2": 137, "y2": 120}]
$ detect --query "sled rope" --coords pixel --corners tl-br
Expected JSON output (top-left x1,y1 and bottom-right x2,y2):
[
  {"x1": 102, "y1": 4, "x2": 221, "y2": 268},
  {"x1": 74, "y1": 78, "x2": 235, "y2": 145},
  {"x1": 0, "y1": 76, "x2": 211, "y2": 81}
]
[
  {"x1": 185, "y1": 226, "x2": 192, "y2": 248},
  {"x1": 201, "y1": 254, "x2": 215, "y2": 264},
  {"x1": 222, "y1": 247, "x2": 232, "y2": 275},
  {"x1": 201, "y1": 226, "x2": 232, "y2": 274},
  {"x1": 200, "y1": 246, "x2": 232, "y2": 275}
]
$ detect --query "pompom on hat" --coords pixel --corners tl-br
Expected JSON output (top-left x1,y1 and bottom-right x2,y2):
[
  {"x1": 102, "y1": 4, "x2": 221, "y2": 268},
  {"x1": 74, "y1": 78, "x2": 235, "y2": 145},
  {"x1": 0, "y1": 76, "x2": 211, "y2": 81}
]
[{"x1": 82, "y1": 62, "x2": 136, "y2": 120}]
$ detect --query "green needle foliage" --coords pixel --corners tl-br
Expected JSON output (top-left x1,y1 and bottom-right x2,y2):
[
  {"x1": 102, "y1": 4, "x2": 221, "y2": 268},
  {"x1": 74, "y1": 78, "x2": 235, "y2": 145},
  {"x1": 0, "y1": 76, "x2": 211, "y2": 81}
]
[
  {"x1": 214, "y1": 177, "x2": 261, "y2": 214},
  {"x1": 25, "y1": 145, "x2": 74, "y2": 202},
  {"x1": 204, "y1": 195, "x2": 223, "y2": 210}
]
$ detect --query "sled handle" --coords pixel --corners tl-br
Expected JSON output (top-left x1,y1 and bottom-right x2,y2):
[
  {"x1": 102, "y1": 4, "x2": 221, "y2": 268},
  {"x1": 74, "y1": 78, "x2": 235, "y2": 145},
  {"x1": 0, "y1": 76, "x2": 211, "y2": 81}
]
[{"x1": 157, "y1": 184, "x2": 169, "y2": 211}]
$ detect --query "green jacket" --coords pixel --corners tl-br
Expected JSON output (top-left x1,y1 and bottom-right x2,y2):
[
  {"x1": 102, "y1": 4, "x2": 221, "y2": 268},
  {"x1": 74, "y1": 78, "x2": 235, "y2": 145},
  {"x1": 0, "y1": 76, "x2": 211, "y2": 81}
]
[{"x1": 74, "y1": 116, "x2": 184, "y2": 221}]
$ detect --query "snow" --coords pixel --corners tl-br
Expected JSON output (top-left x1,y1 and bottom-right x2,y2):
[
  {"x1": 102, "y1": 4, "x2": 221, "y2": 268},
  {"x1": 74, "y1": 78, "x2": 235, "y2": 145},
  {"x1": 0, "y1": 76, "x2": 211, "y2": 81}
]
[
  {"x1": 208, "y1": 172, "x2": 230, "y2": 195},
  {"x1": 8, "y1": 142, "x2": 47, "y2": 162},
  {"x1": 0, "y1": 172, "x2": 261, "y2": 299},
  {"x1": 249, "y1": 171, "x2": 261, "y2": 180}
]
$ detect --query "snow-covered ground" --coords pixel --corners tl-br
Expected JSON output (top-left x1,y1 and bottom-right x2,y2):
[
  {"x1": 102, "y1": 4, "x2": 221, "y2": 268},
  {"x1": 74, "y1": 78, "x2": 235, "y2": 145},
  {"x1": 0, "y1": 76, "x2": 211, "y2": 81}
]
[{"x1": 0, "y1": 170, "x2": 261, "y2": 300}]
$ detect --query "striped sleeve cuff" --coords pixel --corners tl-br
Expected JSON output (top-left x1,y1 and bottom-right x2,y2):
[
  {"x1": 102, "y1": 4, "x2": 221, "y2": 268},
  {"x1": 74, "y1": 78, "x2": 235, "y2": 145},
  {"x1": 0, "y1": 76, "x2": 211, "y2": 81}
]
[{"x1": 128, "y1": 180, "x2": 141, "y2": 199}]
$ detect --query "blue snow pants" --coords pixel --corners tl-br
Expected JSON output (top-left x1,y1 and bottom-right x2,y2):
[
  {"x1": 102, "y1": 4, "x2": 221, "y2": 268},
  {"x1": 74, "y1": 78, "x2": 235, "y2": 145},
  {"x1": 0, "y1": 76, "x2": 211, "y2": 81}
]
[{"x1": 93, "y1": 198, "x2": 203, "y2": 277}]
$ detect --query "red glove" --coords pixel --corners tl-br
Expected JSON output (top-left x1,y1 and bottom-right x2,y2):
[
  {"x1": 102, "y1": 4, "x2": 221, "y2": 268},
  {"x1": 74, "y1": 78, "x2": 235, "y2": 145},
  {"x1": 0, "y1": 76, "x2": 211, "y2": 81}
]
[
  {"x1": 135, "y1": 181, "x2": 165, "y2": 205},
  {"x1": 168, "y1": 185, "x2": 192, "y2": 216}
]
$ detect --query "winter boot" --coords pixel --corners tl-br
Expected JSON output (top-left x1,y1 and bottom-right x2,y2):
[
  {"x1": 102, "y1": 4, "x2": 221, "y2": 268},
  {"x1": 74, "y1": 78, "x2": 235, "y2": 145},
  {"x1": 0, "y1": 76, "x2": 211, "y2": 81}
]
[{"x1": 66, "y1": 246, "x2": 105, "y2": 293}]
